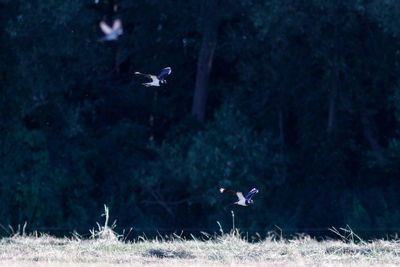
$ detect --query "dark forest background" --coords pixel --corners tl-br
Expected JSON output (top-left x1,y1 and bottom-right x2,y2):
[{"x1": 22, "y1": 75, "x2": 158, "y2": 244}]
[{"x1": 1, "y1": 0, "x2": 400, "y2": 236}]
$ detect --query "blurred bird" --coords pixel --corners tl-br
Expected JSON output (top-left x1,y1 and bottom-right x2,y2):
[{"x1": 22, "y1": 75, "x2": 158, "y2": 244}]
[
  {"x1": 134, "y1": 67, "x2": 172, "y2": 87},
  {"x1": 99, "y1": 19, "x2": 123, "y2": 41},
  {"x1": 219, "y1": 187, "x2": 259, "y2": 206}
]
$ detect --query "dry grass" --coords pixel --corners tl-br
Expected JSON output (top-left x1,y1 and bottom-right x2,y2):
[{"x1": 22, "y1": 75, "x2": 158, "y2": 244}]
[
  {"x1": 1, "y1": 230, "x2": 400, "y2": 266},
  {"x1": 1, "y1": 207, "x2": 400, "y2": 266}
]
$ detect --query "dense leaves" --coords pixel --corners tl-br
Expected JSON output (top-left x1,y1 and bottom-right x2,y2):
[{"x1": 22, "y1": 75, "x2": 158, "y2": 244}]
[{"x1": 1, "y1": 0, "x2": 400, "y2": 236}]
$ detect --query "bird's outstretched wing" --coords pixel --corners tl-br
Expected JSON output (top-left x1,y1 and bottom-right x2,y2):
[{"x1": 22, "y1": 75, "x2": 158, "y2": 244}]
[
  {"x1": 112, "y1": 19, "x2": 123, "y2": 34},
  {"x1": 157, "y1": 67, "x2": 172, "y2": 80},
  {"x1": 99, "y1": 21, "x2": 113, "y2": 35},
  {"x1": 112, "y1": 19, "x2": 122, "y2": 30},
  {"x1": 236, "y1": 192, "x2": 245, "y2": 202},
  {"x1": 134, "y1": 72, "x2": 157, "y2": 81},
  {"x1": 245, "y1": 188, "x2": 259, "y2": 200}
]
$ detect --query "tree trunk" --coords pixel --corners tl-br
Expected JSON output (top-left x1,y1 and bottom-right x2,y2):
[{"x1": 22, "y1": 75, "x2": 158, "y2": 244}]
[
  {"x1": 326, "y1": 93, "x2": 335, "y2": 135},
  {"x1": 356, "y1": 92, "x2": 385, "y2": 166},
  {"x1": 360, "y1": 104, "x2": 385, "y2": 165},
  {"x1": 327, "y1": 46, "x2": 337, "y2": 136},
  {"x1": 191, "y1": 0, "x2": 220, "y2": 122},
  {"x1": 326, "y1": 9, "x2": 339, "y2": 137},
  {"x1": 278, "y1": 107, "x2": 285, "y2": 152}
]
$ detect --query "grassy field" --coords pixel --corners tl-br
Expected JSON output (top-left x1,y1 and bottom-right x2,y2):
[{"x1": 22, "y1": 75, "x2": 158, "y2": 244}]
[
  {"x1": 1, "y1": 208, "x2": 400, "y2": 266},
  {"x1": 1, "y1": 227, "x2": 400, "y2": 266}
]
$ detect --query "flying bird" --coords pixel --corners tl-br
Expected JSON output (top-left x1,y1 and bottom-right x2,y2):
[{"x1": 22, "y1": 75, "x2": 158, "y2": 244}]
[
  {"x1": 134, "y1": 67, "x2": 172, "y2": 87},
  {"x1": 219, "y1": 187, "x2": 259, "y2": 206},
  {"x1": 99, "y1": 19, "x2": 123, "y2": 41}
]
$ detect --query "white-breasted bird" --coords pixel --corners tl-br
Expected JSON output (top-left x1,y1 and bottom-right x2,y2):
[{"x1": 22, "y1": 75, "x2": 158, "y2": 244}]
[
  {"x1": 134, "y1": 67, "x2": 172, "y2": 87},
  {"x1": 219, "y1": 187, "x2": 259, "y2": 206},
  {"x1": 99, "y1": 19, "x2": 123, "y2": 41}
]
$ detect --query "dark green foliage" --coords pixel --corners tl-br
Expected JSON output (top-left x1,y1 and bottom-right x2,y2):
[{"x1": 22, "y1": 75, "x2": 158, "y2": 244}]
[{"x1": 1, "y1": 0, "x2": 400, "y2": 237}]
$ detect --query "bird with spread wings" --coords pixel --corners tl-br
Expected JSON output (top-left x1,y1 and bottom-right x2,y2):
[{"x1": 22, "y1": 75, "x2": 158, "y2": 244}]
[
  {"x1": 99, "y1": 19, "x2": 123, "y2": 41},
  {"x1": 220, "y1": 187, "x2": 259, "y2": 206},
  {"x1": 134, "y1": 67, "x2": 172, "y2": 87}
]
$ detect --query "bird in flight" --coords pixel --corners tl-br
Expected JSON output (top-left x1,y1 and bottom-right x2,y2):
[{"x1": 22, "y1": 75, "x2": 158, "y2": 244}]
[
  {"x1": 99, "y1": 19, "x2": 123, "y2": 41},
  {"x1": 220, "y1": 187, "x2": 259, "y2": 206},
  {"x1": 134, "y1": 67, "x2": 172, "y2": 87}
]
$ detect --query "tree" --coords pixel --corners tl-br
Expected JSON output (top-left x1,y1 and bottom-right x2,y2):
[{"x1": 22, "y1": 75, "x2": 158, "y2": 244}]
[{"x1": 191, "y1": 0, "x2": 221, "y2": 122}]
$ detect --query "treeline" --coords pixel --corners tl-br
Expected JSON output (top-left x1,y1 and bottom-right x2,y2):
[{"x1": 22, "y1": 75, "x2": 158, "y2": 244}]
[{"x1": 1, "y1": 0, "x2": 400, "y2": 235}]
